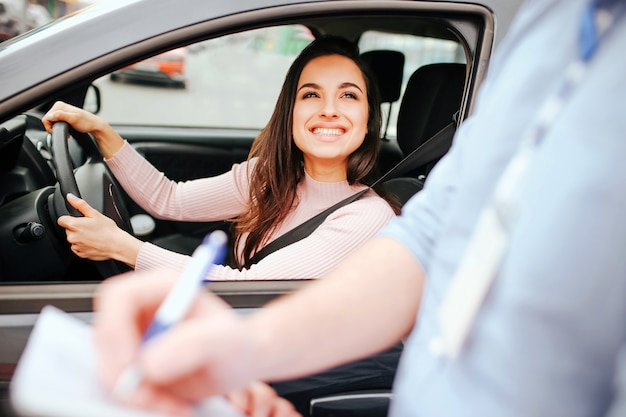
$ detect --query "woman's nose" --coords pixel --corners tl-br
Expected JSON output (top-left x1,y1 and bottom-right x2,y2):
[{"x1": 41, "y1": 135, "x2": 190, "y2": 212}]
[{"x1": 319, "y1": 98, "x2": 339, "y2": 118}]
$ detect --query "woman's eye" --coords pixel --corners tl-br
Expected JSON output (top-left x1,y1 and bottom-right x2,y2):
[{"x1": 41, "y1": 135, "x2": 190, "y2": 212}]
[
  {"x1": 342, "y1": 91, "x2": 358, "y2": 99},
  {"x1": 302, "y1": 91, "x2": 319, "y2": 99}
]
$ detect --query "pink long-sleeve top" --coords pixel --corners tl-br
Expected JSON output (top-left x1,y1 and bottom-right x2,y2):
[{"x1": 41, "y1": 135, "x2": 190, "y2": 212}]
[{"x1": 106, "y1": 142, "x2": 395, "y2": 281}]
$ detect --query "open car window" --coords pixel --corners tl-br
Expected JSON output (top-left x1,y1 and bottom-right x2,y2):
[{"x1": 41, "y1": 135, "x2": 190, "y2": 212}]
[
  {"x1": 0, "y1": 2, "x2": 497, "y2": 290},
  {"x1": 94, "y1": 25, "x2": 314, "y2": 130},
  {"x1": 0, "y1": 22, "x2": 471, "y2": 286},
  {"x1": 92, "y1": 25, "x2": 466, "y2": 135}
]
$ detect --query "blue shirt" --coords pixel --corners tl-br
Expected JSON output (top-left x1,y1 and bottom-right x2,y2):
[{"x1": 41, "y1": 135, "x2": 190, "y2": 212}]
[{"x1": 381, "y1": 0, "x2": 626, "y2": 416}]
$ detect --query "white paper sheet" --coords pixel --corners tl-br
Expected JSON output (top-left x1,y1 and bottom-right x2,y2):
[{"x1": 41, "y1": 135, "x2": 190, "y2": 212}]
[{"x1": 10, "y1": 305, "x2": 244, "y2": 417}]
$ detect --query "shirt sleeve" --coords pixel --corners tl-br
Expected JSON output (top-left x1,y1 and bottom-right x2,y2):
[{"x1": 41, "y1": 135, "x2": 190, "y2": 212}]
[
  {"x1": 135, "y1": 192, "x2": 396, "y2": 281},
  {"x1": 105, "y1": 142, "x2": 250, "y2": 221}
]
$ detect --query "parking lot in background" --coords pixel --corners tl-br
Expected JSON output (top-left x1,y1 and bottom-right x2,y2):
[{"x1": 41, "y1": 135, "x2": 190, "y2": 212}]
[{"x1": 95, "y1": 28, "x2": 305, "y2": 130}]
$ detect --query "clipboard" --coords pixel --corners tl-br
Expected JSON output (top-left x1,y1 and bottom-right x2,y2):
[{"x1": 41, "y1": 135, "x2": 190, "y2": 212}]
[{"x1": 10, "y1": 305, "x2": 244, "y2": 417}]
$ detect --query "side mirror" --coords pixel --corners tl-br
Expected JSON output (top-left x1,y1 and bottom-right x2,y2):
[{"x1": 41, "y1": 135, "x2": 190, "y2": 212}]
[{"x1": 83, "y1": 84, "x2": 101, "y2": 114}]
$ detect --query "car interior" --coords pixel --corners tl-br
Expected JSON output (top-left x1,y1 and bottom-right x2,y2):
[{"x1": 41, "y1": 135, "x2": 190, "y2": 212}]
[
  {"x1": 0, "y1": 17, "x2": 473, "y2": 284},
  {"x1": 0, "y1": 3, "x2": 494, "y2": 415}
]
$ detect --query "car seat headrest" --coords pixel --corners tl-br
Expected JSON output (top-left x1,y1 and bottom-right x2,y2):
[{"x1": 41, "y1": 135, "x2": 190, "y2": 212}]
[
  {"x1": 397, "y1": 63, "x2": 466, "y2": 155},
  {"x1": 360, "y1": 50, "x2": 405, "y2": 104}
]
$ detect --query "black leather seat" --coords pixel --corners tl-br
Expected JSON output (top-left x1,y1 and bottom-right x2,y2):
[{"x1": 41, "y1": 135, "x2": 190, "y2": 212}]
[
  {"x1": 382, "y1": 176, "x2": 425, "y2": 207},
  {"x1": 395, "y1": 62, "x2": 466, "y2": 179},
  {"x1": 383, "y1": 62, "x2": 467, "y2": 206},
  {"x1": 360, "y1": 50, "x2": 405, "y2": 174}
]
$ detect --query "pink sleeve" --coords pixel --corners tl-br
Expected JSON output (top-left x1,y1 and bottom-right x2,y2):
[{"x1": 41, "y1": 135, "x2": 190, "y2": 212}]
[
  {"x1": 135, "y1": 242, "x2": 190, "y2": 272},
  {"x1": 106, "y1": 142, "x2": 251, "y2": 221},
  {"x1": 135, "y1": 193, "x2": 395, "y2": 281}
]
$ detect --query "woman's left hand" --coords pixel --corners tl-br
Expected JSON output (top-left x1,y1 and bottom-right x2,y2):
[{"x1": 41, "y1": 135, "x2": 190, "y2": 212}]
[{"x1": 57, "y1": 193, "x2": 142, "y2": 267}]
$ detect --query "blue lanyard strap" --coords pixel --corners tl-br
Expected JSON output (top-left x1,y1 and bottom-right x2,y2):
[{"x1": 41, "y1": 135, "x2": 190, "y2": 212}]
[
  {"x1": 580, "y1": 0, "x2": 625, "y2": 62},
  {"x1": 528, "y1": 0, "x2": 625, "y2": 148}
]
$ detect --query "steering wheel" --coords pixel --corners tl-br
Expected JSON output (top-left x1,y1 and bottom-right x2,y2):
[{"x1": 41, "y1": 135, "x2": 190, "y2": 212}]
[{"x1": 49, "y1": 121, "x2": 133, "y2": 278}]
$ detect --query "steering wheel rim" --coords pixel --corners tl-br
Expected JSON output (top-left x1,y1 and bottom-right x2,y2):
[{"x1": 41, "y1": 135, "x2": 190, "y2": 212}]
[
  {"x1": 50, "y1": 121, "x2": 133, "y2": 278},
  {"x1": 50, "y1": 122, "x2": 83, "y2": 216}
]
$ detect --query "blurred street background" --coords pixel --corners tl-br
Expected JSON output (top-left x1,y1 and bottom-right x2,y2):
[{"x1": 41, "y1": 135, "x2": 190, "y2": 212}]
[{"x1": 1, "y1": 0, "x2": 93, "y2": 40}]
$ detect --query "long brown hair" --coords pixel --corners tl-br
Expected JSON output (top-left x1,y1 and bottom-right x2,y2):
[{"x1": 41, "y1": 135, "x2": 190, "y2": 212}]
[{"x1": 233, "y1": 35, "x2": 397, "y2": 268}]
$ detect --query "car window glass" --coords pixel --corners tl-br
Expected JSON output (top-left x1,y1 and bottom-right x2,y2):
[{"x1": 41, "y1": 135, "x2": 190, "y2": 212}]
[
  {"x1": 93, "y1": 27, "x2": 465, "y2": 137},
  {"x1": 1, "y1": 24, "x2": 472, "y2": 285},
  {"x1": 358, "y1": 31, "x2": 466, "y2": 139},
  {"x1": 93, "y1": 25, "x2": 314, "y2": 130}
]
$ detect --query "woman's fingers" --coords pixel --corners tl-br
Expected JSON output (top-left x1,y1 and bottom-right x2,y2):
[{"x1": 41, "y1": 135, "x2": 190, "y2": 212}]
[
  {"x1": 42, "y1": 100, "x2": 102, "y2": 134},
  {"x1": 65, "y1": 193, "x2": 100, "y2": 217},
  {"x1": 57, "y1": 194, "x2": 123, "y2": 260},
  {"x1": 42, "y1": 101, "x2": 82, "y2": 132}
]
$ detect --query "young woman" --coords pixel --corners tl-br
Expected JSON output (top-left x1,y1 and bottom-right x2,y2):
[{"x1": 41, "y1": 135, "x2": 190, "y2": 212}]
[{"x1": 42, "y1": 36, "x2": 399, "y2": 281}]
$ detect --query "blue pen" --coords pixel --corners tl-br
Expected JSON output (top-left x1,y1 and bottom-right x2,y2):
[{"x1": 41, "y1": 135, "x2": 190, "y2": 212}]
[
  {"x1": 111, "y1": 230, "x2": 228, "y2": 401},
  {"x1": 141, "y1": 230, "x2": 227, "y2": 342}
]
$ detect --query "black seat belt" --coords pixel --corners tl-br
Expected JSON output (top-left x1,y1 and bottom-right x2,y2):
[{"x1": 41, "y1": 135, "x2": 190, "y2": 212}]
[{"x1": 247, "y1": 116, "x2": 457, "y2": 266}]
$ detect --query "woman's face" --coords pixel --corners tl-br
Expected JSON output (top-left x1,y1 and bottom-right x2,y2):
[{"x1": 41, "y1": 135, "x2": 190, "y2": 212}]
[{"x1": 292, "y1": 54, "x2": 369, "y2": 182}]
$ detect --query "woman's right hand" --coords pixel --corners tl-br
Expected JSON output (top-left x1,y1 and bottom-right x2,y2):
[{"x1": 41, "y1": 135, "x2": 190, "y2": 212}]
[
  {"x1": 42, "y1": 100, "x2": 125, "y2": 158},
  {"x1": 58, "y1": 193, "x2": 143, "y2": 267}
]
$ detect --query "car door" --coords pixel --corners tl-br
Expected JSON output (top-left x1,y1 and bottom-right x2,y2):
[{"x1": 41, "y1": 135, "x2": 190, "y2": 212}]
[{"x1": 0, "y1": 1, "x2": 524, "y2": 415}]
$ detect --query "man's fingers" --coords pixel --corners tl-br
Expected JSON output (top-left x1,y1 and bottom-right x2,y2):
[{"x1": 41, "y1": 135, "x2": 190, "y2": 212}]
[
  {"x1": 129, "y1": 382, "x2": 194, "y2": 417},
  {"x1": 271, "y1": 398, "x2": 301, "y2": 417},
  {"x1": 247, "y1": 381, "x2": 273, "y2": 417},
  {"x1": 93, "y1": 271, "x2": 179, "y2": 391},
  {"x1": 226, "y1": 389, "x2": 248, "y2": 413}
]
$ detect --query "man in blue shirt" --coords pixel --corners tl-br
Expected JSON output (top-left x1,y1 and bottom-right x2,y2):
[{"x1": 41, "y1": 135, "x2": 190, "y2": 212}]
[{"x1": 94, "y1": 0, "x2": 626, "y2": 416}]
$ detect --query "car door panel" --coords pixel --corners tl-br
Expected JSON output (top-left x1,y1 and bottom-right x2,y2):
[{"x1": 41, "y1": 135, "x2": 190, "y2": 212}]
[
  {"x1": 115, "y1": 126, "x2": 255, "y2": 182},
  {"x1": 133, "y1": 141, "x2": 250, "y2": 182},
  {"x1": 0, "y1": 280, "x2": 306, "y2": 416},
  {"x1": 112, "y1": 126, "x2": 256, "y2": 248}
]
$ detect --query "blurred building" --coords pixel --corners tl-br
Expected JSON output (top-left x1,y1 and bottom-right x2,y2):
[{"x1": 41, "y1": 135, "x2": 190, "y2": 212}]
[
  {"x1": 29, "y1": 0, "x2": 87, "y2": 20},
  {"x1": 0, "y1": 0, "x2": 91, "y2": 41},
  {"x1": 0, "y1": 0, "x2": 25, "y2": 39}
]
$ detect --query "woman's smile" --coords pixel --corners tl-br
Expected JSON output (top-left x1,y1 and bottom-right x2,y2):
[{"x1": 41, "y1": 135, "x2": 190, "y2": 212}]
[
  {"x1": 312, "y1": 127, "x2": 345, "y2": 137},
  {"x1": 310, "y1": 125, "x2": 348, "y2": 142}
]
